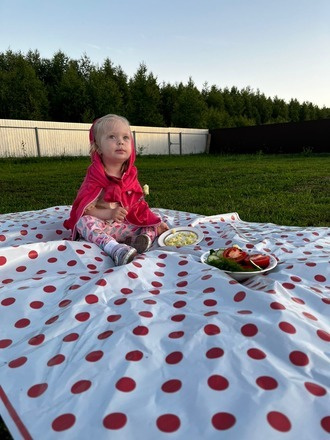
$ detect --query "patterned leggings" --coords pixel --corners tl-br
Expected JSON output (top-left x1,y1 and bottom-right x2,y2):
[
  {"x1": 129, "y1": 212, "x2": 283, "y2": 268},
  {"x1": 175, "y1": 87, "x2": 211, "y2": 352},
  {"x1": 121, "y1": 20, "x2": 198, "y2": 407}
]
[{"x1": 76, "y1": 215, "x2": 158, "y2": 251}]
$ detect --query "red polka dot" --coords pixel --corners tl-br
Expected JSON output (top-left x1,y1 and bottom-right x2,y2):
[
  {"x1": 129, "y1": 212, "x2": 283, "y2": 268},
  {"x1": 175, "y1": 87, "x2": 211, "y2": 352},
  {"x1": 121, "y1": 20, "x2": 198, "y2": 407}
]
[
  {"x1": 1, "y1": 297, "x2": 16, "y2": 306},
  {"x1": 52, "y1": 413, "x2": 76, "y2": 432},
  {"x1": 16, "y1": 265, "x2": 27, "y2": 272},
  {"x1": 161, "y1": 379, "x2": 182, "y2": 393},
  {"x1": 0, "y1": 256, "x2": 7, "y2": 266},
  {"x1": 282, "y1": 282, "x2": 295, "y2": 289},
  {"x1": 107, "y1": 314, "x2": 121, "y2": 322},
  {"x1": 128, "y1": 272, "x2": 138, "y2": 279},
  {"x1": 121, "y1": 288, "x2": 133, "y2": 295},
  {"x1": 171, "y1": 314, "x2": 186, "y2": 322},
  {"x1": 267, "y1": 411, "x2": 291, "y2": 432},
  {"x1": 85, "y1": 350, "x2": 104, "y2": 362},
  {"x1": 0, "y1": 339, "x2": 12, "y2": 348},
  {"x1": 204, "y1": 324, "x2": 221, "y2": 335},
  {"x1": 96, "y1": 278, "x2": 107, "y2": 286},
  {"x1": 173, "y1": 300, "x2": 186, "y2": 308},
  {"x1": 278, "y1": 322, "x2": 296, "y2": 334},
  {"x1": 270, "y1": 302, "x2": 286, "y2": 310},
  {"x1": 103, "y1": 413, "x2": 127, "y2": 430},
  {"x1": 57, "y1": 245, "x2": 67, "y2": 251},
  {"x1": 125, "y1": 350, "x2": 143, "y2": 361},
  {"x1": 71, "y1": 380, "x2": 92, "y2": 394},
  {"x1": 75, "y1": 312, "x2": 90, "y2": 322},
  {"x1": 28, "y1": 250, "x2": 38, "y2": 259},
  {"x1": 28, "y1": 334, "x2": 45, "y2": 345},
  {"x1": 208, "y1": 375, "x2": 229, "y2": 391},
  {"x1": 67, "y1": 260, "x2": 77, "y2": 266},
  {"x1": 168, "y1": 331, "x2": 184, "y2": 339},
  {"x1": 8, "y1": 356, "x2": 27, "y2": 368},
  {"x1": 321, "y1": 416, "x2": 330, "y2": 433},
  {"x1": 289, "y1": 350, "x2": 309, "y2": 366},
  {"x1": 151, "y1": 281, "x2": 162, "y2": 288},
  {"x1": 212, "y1": 412, "x2": 236, "y2": 430},
  {"x1": 58, "y1": 299, "x2": 71, "y2": 308},
  {"x1": 116, "y1": 377, "x2": 136, "y2": 392},
  {"x1": 317, "y1": 329, "x2": 330, "y2": 341},
  {"x1": 132, "y1": 326, "x2": 148, "y2": 336},
  {"x1": 302, "y1": 312, "x2": 317, "y2": 321},
  {"x1": 48, "y1": 257, "x2": 57, "y2": 263},
  {"x1": 27, "y1": 383, "x2": 48, "y2": 398},
  {"x1": 114, "y1": 298, "x2": 127, "y2": 305},
  {"x1": 247, "y1": 348, "x2": 266, "y2": 360},
  {"x1": 98, "y1": 330, "x2": 113, "y2": 340},
  {"x1": 43, "y1": 285, "x2": 56, "y2": 293},
  {"x1": 85, "y1": 294, "x2": 98, "y2": 304},
  {"x1": 47, "y1": 354, "x2": 65, "y2": 366},
  {"x1": 15, "y1": 318, "x2": 30, "y2": 328},
  {"x1": 234, "y1": 291, "x2": 246, "y2": 302},
  {"x1": 63, "y1": 333, "x2": 79, "y2": 342},
  {"x1": 0, "y1": 235, "x2": 6, "y2": 242},
  {"x1": 203, "y1": 287, "x2": 215, "y2": 293},
  {"x1": 204, "y1": 299, "x2": 217, "y2": 307},
  {"x1": 206, "y1": 347, "x2": 224, "y2": 359},
  {"x1": 256, "y1": 376, "x2": 278, "y2": 390},
  {"x1": 139, "y1": 311, "x2": 153, "y2": 318},
  {"x1": 315, "y1": 274, "x2": 326, "y2": 282},
  {"x1": 45, "y1": 315, "x2": 59, "y2": 325},
  {"x1": 156, "y1": 414, "x2": 181, "y2": 433},
  {"x1": 241, "y1": 323, "x2": 258, "y2": 337},
  {"x1": 292, "y1": 297, "x2": 305, "y2": 305},
  {"x1": 30, "y1": 301, "x2": 44, "y2": 309},
  {"x1": 166, "y1": 351, "x2": 183, "y2": 364},
  {"x1": 304, "y1": 382, "x2": 327, "y2": 396}
]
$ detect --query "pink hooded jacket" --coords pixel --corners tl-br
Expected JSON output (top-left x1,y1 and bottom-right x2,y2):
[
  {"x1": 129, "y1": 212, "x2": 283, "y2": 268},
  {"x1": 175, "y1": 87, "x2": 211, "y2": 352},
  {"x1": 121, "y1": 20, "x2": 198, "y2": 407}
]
[{"x1": 64, "y1": 139, "x2": 161, "y2": 239}]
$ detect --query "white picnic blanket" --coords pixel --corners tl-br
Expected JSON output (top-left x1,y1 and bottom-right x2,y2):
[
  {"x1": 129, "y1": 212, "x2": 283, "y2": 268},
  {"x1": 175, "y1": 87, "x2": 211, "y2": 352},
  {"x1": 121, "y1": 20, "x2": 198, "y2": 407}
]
[{"x1": 0, "y1": 206, "x2": 329, "y2": 440}]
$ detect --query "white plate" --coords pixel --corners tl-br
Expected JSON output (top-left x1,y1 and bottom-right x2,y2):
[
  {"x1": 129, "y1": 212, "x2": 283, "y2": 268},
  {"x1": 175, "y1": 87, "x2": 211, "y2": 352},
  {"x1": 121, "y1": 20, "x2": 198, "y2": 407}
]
[
  {"x1": 201, "y1": 250, "x2": 278, "y2": 281},
  {"x1": 158, "y1": 227, "x2": 204, "y2": 247}
]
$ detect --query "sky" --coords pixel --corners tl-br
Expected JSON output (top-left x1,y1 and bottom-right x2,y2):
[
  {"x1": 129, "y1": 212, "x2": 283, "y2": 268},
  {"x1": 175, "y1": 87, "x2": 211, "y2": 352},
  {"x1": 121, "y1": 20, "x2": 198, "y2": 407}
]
[{"x1": 1, "y1": 0, "x2": 330, "y2": 108}]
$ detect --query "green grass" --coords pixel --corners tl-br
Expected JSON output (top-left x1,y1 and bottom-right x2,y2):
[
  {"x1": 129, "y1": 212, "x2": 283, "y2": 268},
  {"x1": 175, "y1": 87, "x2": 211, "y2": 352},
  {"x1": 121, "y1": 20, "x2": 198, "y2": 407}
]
[
  {"x1": 0, "y1": 153, "x2": 329, "y2": 226},
  {"x1": 0, "y1": 153, "x2": 329, "y2": 436}
]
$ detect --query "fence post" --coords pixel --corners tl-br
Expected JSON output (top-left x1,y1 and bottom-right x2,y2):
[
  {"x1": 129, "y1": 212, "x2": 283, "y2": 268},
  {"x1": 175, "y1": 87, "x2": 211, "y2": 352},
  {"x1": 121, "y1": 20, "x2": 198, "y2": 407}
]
[
  {"x1": 132, "y1": 130, "x2": 136, "y2": 152},
  {"x1": 35, "y1": 127, "x2": 41, "y2": 157},
  {"x1": 168, "y1": 132, "x2": 171, "y2": 155},
  {"x1": 179, "y1": 132, "x2": 182, "y2": 155}
]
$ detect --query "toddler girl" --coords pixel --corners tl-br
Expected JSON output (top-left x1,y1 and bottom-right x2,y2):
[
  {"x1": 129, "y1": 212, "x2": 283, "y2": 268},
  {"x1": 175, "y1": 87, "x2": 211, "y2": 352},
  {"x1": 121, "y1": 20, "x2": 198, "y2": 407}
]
[{"x1": 64, "y1": 114, "x2": 169, "y2": 265}]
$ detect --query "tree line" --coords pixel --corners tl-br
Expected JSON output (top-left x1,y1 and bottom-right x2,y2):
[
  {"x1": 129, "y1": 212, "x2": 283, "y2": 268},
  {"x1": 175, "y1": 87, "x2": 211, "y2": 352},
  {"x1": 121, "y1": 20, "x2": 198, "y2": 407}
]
[{"x1": 1, "y1": 49, "x2": 329, "y2": 129}]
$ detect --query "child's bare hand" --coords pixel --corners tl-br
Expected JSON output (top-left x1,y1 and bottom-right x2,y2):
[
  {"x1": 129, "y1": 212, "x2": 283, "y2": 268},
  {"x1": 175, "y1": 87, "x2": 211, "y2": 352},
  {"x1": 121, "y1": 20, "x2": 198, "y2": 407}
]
[
  {"x1": 111, "y1": 206, "x2": 128, "y2": 222},
  {"x1": 157, "y1": 222, "x2": 169, "y2": 236}
]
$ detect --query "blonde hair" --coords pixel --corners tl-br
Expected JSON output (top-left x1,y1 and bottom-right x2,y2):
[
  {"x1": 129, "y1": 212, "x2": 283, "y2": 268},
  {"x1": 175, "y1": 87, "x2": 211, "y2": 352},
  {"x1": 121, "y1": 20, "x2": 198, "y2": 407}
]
[
  {"x1": 89, "y1": 114, "x2": 132, "y2": 174},
  {"x1": 89, "y1": 114, "x2": 131, "y2": 155}
]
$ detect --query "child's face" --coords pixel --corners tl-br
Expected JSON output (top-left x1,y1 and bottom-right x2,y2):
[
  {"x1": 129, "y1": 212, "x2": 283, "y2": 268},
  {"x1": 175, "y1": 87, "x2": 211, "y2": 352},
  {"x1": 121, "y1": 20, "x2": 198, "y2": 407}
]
[{"x1": 98, "y1": 120, "x2": 132, "y2": 165}]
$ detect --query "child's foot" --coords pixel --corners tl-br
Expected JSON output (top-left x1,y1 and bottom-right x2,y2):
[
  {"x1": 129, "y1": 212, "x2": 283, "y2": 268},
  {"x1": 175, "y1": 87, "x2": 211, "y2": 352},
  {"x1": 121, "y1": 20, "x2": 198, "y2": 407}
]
[
  {"x1": 132, "y1": 234, "x2": 152, "y2": 254},
  {"x1": 112, "y1": 244, "x2": 137, "y2": 266}
]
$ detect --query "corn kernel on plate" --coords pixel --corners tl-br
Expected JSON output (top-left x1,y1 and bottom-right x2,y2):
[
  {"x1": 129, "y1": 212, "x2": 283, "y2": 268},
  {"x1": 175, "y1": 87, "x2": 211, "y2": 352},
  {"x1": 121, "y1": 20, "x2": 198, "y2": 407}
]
[{"x1": 158, "y1": 227, "x2": 204, "y2": 247}]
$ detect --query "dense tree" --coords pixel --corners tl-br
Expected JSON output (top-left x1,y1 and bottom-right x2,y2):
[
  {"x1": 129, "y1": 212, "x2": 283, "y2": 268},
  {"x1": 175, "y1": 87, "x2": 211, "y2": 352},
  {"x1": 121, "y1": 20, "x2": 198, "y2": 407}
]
[
  {"x1": 128, "y1": 63, "x2": 164, "y2": 126},
  {"x1": 0, "y1": 49, "x2": 329, "y2": 128},
  {"x1": 172, "y1": 78, "x2": 207, "y2": 128},
  {"x1": 0, "y1": 50, "x2": 48, "y2": 119}
]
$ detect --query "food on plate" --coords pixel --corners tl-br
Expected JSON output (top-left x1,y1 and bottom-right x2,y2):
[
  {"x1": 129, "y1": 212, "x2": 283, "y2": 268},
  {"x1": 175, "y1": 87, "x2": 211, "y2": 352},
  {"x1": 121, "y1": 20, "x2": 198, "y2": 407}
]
[
  {"x1": 164, "y1": 230, "x2": 198, "y2": 247},
  {"x1": 206, "y1": 246, "x2": 271, "y2": 272}
]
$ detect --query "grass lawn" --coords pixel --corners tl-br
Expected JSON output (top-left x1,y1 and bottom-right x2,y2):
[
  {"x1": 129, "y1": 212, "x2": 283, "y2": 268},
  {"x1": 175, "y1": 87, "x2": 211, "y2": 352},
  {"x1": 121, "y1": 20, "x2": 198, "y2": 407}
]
[
  {"x1": 0, "y1": 153, "x2": 329, "y2": 226},
  {"x1": 0, "y1": 153, "x2": 329, "y2": 436}
]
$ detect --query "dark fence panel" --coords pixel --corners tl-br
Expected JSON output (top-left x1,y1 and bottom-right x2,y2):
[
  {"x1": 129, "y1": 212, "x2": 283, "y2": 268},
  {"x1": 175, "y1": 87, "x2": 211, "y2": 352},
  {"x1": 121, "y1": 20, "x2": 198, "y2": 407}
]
[{"x1": 210, "y1": 119, "x2": 330, "y2": 154}]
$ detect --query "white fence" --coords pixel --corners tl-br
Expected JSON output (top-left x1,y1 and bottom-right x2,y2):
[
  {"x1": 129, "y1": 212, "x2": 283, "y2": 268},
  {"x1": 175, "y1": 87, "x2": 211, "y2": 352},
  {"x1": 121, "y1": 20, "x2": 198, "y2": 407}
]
[{"x1": 0, "y1": 119, "x2": 210, "y2": 157}]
